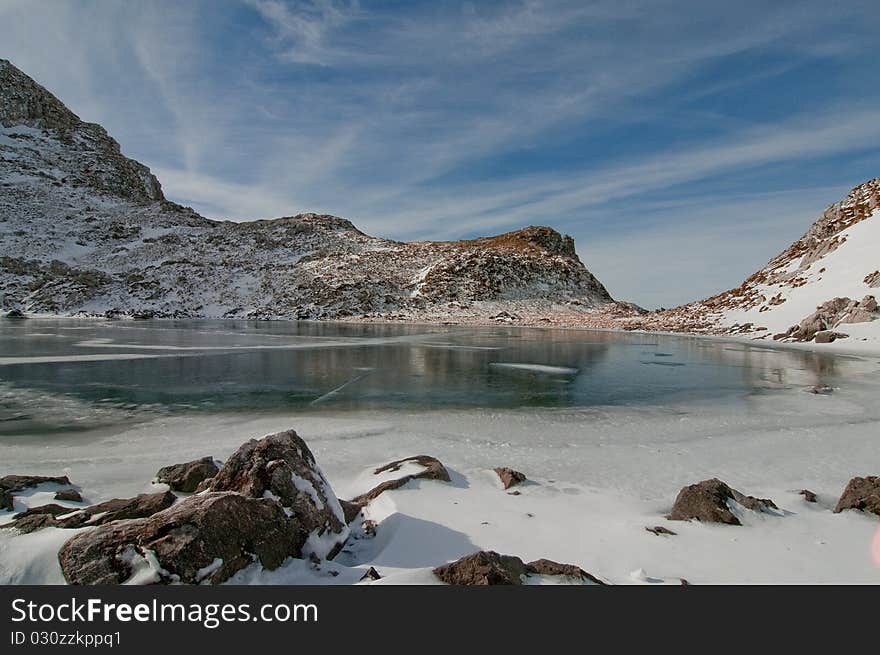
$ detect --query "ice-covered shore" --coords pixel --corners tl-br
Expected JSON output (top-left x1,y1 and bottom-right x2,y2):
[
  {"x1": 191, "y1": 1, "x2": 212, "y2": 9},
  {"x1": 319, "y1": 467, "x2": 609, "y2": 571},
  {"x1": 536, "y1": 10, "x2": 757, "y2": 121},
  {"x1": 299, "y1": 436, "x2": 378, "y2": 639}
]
[{"x1": 2, "y1": 368, "x2": 879, "y2": 584}]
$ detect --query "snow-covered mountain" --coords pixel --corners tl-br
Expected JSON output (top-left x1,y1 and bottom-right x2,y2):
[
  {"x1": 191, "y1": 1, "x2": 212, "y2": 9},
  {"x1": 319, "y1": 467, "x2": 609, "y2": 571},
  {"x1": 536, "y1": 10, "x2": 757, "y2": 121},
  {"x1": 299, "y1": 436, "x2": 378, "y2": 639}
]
[
  {"x1": 624, "y1": 178, "x2": 879, "y2": 349},
  {"x1": 0, "y1": 59, "x2": 612, "y2": 319}
]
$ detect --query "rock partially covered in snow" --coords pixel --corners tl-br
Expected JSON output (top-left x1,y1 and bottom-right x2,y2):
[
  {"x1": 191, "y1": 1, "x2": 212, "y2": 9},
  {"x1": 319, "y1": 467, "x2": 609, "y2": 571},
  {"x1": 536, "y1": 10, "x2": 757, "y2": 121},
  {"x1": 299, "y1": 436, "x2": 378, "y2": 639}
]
[
  {"x1": 833, "y1": 476, "x2": 880, "y2": 517},
  {"x1": 778, "y1": 295, "x2": 876, "y2": 342},
  {"x1": 0, "y1": 474, "x2": 72, "y2": 510},
  {"x1": 350, "y1": 455, "x2": 451, "y2": 506},
  {"x1": 58, "y1": 492, "x2": 302, "y2": 585},
  {"x1": 433, "y1": 551, "x2": 604, "y2": 585},
  {"x1": 155, "y1": 456, "x2": 219, "y2": 492},
  {"x1": 5, "y1": 491, "x2": 175, "y2": 533},
  {"x1": 1, "y1": 474, "x2": 71, "y2": 492},
  {"x1": 668, "y1": 478, "x2": 778, "y2": 526},
  {"x1": 494, "y1": 467, "x2": 526, "y2": 489},
  {"x1": 58, "y1": 491, "x2": 176, "y2": 528},
  {"x1": 206, "y1": 430, "x2": 348, "y2": 559}
]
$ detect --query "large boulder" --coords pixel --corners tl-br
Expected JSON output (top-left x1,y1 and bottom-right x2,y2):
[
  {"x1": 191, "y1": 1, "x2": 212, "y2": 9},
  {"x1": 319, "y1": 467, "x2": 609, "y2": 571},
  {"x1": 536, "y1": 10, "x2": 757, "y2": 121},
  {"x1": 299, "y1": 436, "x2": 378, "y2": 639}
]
[
  {"x1": 59, "y1": 492, "x2": 303, "y2": 585},
  {"x1": 350, "y1": 455, "x2": 451, "y2": 506},
  {"x1": 833, "y1": 476, "x2": 880, "y2": 516},
  {"x1": 433, "y1": 551, "x2": 604, "y2": 585},
  {"x1": 0, "y1": 489, "x2": 11, "y2": 511},
  {"x1": 668, "y1": 478, "x2": 777, "y2": 526},
  {"x1": 155, "y1": 456, "x2": 219, "y2": 492},
  {"x1": 206, "y1": 430, "x2": 348, "y2": 559}
]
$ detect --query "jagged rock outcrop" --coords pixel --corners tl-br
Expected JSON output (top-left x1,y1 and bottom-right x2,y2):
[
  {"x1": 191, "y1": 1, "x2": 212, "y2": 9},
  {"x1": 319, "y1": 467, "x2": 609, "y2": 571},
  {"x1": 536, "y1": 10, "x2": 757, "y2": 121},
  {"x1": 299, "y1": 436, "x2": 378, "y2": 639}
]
[
  {"x1": 205, "y1": 430, "x2": 349, "y2": 559},
  {"x1": 773, "y1": 295, "x2": 877, "y2": 342},
  {"x1": 58, "y1": 492, "x2": 302, "y2": 585},
  {"x1": 619, "y1": 178, "x2": 880, "y2": 341},
  {"x1": 1, "y1": 59, "x2": 613, "y2": 320}
]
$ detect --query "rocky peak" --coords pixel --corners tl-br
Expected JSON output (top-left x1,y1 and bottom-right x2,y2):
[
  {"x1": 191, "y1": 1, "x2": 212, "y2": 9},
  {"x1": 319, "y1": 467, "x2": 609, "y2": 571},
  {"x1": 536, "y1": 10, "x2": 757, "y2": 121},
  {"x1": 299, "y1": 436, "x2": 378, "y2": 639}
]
[
  {"x1": 0, "y1": 59, "x2": 81, "y2": 131},
  {"x1": 0, "y1": 58, "x2": 164, "y2": 203},
  {"x1": 462, "y1": 226, "x2": 579, "y2": 259}
]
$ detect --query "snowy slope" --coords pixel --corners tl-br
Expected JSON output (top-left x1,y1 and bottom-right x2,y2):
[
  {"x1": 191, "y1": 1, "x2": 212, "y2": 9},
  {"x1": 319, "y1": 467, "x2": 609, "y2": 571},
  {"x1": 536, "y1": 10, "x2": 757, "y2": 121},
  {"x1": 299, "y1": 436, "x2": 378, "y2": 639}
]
[
  {"x1": 618, "y1": 179, "x2": 880, "y2": 352},
  {"x1": 0, "y1": 59, "x2": 612, "y2": 320}
]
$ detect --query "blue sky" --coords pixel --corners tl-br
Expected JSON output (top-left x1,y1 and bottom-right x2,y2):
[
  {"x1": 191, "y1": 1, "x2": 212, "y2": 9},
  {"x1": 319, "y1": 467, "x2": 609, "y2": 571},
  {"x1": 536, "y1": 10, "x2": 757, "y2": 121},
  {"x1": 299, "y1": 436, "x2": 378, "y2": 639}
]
[{"x1": 1, "y1": 0, "x2": 879, "y2": 307}]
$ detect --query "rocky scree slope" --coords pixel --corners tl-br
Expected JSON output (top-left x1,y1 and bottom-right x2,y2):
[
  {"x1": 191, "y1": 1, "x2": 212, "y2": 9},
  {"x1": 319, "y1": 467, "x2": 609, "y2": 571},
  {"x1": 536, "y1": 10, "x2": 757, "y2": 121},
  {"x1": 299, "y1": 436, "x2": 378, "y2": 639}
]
[
  {"x1": 0, "y1": 59, "x2": 612, "y2": 320},
  {"x1": 621, "y1": 178, "x2": 880, "y2": 345}
]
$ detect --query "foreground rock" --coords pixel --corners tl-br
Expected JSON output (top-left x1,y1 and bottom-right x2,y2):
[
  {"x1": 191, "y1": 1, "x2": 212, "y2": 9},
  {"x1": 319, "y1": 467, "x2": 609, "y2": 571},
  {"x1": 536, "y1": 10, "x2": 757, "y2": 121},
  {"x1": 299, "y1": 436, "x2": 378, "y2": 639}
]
[
  {"x1": 4, "y1": 491, "x2": 175, "y2": 533},
  {"x1": 59, "y1": 493, "x2": 301, "y2": 585},
  {"x1": 350, "y1": 455, "x2": 451, "y2": 506},
  {"x1": 59, "y1": 491, "x2": 176, "y2": 528},
  {"x1": 833, "y1": 476, "x2": 880, "y2": 516},
  {"x1": 0, "y1": 474, "x2": 72, "y2": 510},
  {"x1": 155, "y1": 457, "x2": 219, "y2": 492},
  {"x1": 494, "y1": 467, "x2": 526, "y2": 490},
  {"x1": 205, "y1": 430, "x2": 348, "y2": 559},
  {"x1": 668, "y1": 478, "x2": 778, "y2": 526},
  {"x1": 433, "y1": 551, "x2": 604, "y2": 585},
  {"x1": 3, "y1": 504, "x2": 74, "y2": 534}
]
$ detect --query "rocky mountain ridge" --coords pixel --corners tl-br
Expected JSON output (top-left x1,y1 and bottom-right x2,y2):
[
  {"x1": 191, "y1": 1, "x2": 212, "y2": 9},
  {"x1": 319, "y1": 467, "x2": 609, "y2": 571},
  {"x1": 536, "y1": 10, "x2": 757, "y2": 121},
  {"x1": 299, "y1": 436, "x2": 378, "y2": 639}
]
[
  {"x1": 619, "y1": 178, "x2": 880, "y2": 347},
  {"x1": 0, "y1": 58, "x2": 613, "y2": 320}
]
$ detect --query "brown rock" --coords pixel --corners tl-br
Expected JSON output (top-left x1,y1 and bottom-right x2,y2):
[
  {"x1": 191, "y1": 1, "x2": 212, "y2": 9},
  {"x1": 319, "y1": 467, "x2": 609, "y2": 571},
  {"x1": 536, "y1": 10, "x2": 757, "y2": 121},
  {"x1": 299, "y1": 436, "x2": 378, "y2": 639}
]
[
  {"x1": 54, "y1": 489, "x2": 83, "y2": 502},
  {"x1": 668, "y1": 478, "x2": 777, "y2": 525},
  {"x1": 360, "y1": 566, "x2": 381, "y2": 582},
  {"x1": 3, "y1": 504, "x2": 74, "y2": 534},
  {"x1": 433, "y1": 551, "x2": 604, "y2": 585},
  {"x1": 525, "y1": 558, "x2": 605, "y2": 584},
  {"x1": 155, "y1": 456, "x2": 219, "y2": 492},
  {"x1": 494, "y1": 467, "x2": 526, "y2": 489},
  {"x1": 864, "y1": 272, "x2": 880, "y2": 288},
  {"x1": 833, "y1": 476, "x2": 880, "y2": 516},
  {"x1": 58, "y1": 492, "x2": 303, "y2": 585},
  {"x1": 57, "y1": 490, "x2": 176, "y2": 529},
  {"x1": 806, "y1": 384, "x2": 833, "y2": 395},
  {"x1": 350, "y1": 455, "x2": 451, "y2": 506},
  {"x1": 434, "y1": 551, "x2": 528, "y2": 585},
  {"x1": 206, "y1": 429, "x2": 348, "y2": 559},
  {"x1": 0, "y1": 474, "x2": 71, "y2": 493},
  {"x1": 798, "y1": 489, "x2": 818, "y2": 503}
]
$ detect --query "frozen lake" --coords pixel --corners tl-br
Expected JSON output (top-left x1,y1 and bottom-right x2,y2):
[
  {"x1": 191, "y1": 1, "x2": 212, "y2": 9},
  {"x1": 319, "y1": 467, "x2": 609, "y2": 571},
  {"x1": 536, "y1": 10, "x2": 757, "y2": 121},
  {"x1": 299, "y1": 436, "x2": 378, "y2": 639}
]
[
  {"x1": 2, "y1": 319, "x2": 880, "y2": 584},
  {"x1": 0, "y1": 318, "x2": 870, "y2": 435}
]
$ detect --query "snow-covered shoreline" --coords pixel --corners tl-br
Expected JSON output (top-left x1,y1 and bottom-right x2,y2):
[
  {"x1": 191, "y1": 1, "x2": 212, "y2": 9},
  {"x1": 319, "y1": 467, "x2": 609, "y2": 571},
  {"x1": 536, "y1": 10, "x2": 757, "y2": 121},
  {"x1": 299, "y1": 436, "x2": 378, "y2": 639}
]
[{"x1": 3, "y1": 364, "x2": 879, "y2": 584}]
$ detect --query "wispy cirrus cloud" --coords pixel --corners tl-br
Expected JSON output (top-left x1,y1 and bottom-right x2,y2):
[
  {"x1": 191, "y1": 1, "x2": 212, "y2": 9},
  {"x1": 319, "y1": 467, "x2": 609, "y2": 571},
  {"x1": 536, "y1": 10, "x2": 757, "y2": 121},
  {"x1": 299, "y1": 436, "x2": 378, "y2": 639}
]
[{"x1": 1, "y1": 0, "x2": 878, "y2": 306}]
